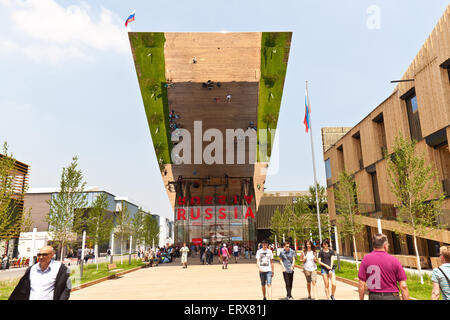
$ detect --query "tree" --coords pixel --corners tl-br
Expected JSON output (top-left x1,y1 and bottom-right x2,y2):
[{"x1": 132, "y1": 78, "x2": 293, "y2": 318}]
[
  {"x1": 0, "y1": 142, "x2": 31, "y2": 248},
  {"x1": 334, "y1": 171, "x2": 364, "y2": 270},
  {"x1": 115, "y1": 201, "x2": 132, "y2": 264},
  {"x1": 85, "y1": 193, "x2": 113, "y2": 269},
  {"x1": 143, "y1": 214, "x2": 159, "y2": 249},
  {"x1": 46, "y1": 156, "x2": 87, "y2": 261},
  {"x1": 132, "y1": 208, "x2": 146, "y2": 250},
  {"x1": 386, "y1": 135, "x2": 445, "y2": 284}
]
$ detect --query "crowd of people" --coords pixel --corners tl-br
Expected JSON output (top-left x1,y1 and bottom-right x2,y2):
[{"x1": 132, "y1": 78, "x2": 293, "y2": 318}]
[
  {"x1": 177, "y1": 242, "x2": 253, "y2": 269},
  {"x1": 168, "y1": 109, "x2": 182, "y2": 133},
  {"x1": 255, "y1": 234, "x2": 450, "y2": 301}
]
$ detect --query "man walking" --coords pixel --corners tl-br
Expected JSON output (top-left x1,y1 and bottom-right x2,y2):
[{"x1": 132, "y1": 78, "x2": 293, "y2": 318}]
[
  {"x1": 180, "y1": 243, "x2": 189, "y2": 269},
  {"x1": 279, "y1": 242, "x2": 296, "y2": 299},
  {"x1": 358, "y1": 234, "x2": 410, "y2": 300},
  {"x1": 9, "y1": 246, "x2": 71, "y2": 300},
  {"x1": 432, "y1": 245, "x2": 450, "y2": 300},
  {"x1": 233, "y1": 243, "x2": 239, "y2": 263},
  {"x1": 256, "y1": 240, "x2": 274, "y2": 300}
]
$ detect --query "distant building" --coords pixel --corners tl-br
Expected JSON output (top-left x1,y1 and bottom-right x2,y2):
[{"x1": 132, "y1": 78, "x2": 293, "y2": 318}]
[
  {"x1": 20, "y1": 187, "x2": 156, "y2": 258},
  {"x1": 159, "y1": 217, "x2": 174, "y2": 247},
  {"x1": 256, "y1": 191, "x2": 327, "y2": 243}
]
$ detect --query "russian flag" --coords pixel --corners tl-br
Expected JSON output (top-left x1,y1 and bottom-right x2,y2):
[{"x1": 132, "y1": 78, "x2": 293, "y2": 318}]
[
  {"x1": 304, "y1": 90, "x2": 310, "y2": 133},
  {"x1": 125, "y1": 11, "x2": 135, "y2": 27}
]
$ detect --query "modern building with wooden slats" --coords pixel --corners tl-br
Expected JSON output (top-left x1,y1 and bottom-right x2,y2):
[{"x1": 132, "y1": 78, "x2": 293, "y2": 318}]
[
  {"x1": 321, "y1": 5, "x2": 450, "y2": 270},
  {"x1": 0, "y1": 154, "x2": 29, "y2": 258}
]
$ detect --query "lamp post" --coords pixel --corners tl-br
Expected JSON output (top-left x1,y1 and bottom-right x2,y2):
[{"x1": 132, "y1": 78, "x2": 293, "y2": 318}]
[
  {"x1": 30, "y1": 227, "x2": 37, "y2": 266},
  {"x1": 110, "y1": 233, "x2": 114, "y2": 264},
  {"x1": 80, "y1": 230, "x2": 86, "y2": 279},
  {"x1": 129, "y1": 235, "x2": 132, "y2": 264}
]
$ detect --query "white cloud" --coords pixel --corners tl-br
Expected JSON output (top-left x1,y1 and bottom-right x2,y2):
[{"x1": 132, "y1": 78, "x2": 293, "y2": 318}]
[{"x1": 0, "y1": 0, "x2": 129, "y2": 63}]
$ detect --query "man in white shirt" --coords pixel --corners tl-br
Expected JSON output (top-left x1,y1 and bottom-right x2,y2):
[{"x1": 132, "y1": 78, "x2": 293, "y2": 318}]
[
  {"x1": 233, "y1": 244, "x2": 240, "y2": 263},
  {"x1": 9, "y1": 246, "x2": 71, "y2": 300},
  {"x1": 180, "y1": 243, "x2": 190, "y2": 269},
  {"x1": 256, "y1": 240, "x2": 274, "y2": 300}
]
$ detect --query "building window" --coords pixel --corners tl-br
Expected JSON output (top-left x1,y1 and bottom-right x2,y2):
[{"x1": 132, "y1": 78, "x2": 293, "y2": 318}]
[
  {"x1": 372, "y1": 113, "x2": 387, "y2": 158},
  {"x1": 366, "y1": 226, "x2": 373, "y2": 252},
  {"x1": 370, "y1": 171, "x2": 381, "y2": 213},
  {"x1": 440, "y1": 58, "x2": 450, "y2": 83},
  {"x1": 402, "y1": 89, "x2": 422, "y2": 141},
  {"x1": 325, "y1": 158, "x2": 332, "y2": 187},
  {"x1": 391, "y1": 232, "x2": 402, "y2": 254},
  {"x1": 352, "y1": 131, "x2": 364, "y2": 170},
  {"x1": 337, "y1": 145, "x2": 345, "y2": 172},
  {"x1": 406, "y1": 235, "x2": 415, "y2": 255}
]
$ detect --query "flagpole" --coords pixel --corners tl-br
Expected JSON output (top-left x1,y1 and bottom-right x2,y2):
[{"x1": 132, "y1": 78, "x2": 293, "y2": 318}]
[{"x1": 306, "y1": 81, "x2": 323, "y2": 245}]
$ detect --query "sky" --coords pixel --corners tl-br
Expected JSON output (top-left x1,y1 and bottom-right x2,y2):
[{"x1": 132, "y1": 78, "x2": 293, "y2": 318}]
[{"x1": 0, "y1": 0, "x2": 448, "y2": 220}]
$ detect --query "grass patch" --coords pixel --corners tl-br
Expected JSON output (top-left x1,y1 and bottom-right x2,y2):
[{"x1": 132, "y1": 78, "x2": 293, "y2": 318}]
[
  {"x1": 258, "y1": 32, "x2": 292, "y2": 162},
  {"x1": 128, "y1": 32, "x2": 171, "y2": 167},
  {"x1": 0, "y1": 278, "x2": 20, "y2": 300},
  {"x1": 70, "y1": 259, "x2": 143, "y2": 286}
]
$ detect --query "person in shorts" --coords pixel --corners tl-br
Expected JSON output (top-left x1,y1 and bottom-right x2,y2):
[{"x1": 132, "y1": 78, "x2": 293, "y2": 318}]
[
  {"x1": 302, "y1": 240, "x2": 318, "y2": 300},
  {"x1": 431, "y1": 245, "x2": 450, "y2": 300},
  {"x1": 221, "y1": 244, "x2": 230, "y2": 269},
  {"x1": 256, "y1": 240, "x2": 274, "y2": 300},
  {"x1": 233, "y1": 243, "x2": 239, "y2": 263},
  {"x1": 180, "y1": 243, "x2": 189, "y2": 269},
  {"x1": 318, "y1": 239, "x2": 336, "y2": 300}
]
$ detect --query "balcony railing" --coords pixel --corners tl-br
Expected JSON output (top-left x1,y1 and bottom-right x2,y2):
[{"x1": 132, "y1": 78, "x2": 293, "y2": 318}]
[
  {"x1": 357, "y1": 203, "x2": 450, "y2": 230},
  {"x1": 358, "y1": 203, "x2": 397, "y2": 221}
]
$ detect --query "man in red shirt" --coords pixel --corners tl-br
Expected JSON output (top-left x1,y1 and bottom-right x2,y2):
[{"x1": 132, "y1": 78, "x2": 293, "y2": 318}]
[{"x1": 358, "y1": 234, "x2": 410, "y2": 300}]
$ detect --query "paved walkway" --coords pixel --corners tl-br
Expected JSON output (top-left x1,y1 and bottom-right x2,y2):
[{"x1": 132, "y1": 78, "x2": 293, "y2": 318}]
[{"x1": 70, "y1": 258, "x2": 361, "y2": 300}]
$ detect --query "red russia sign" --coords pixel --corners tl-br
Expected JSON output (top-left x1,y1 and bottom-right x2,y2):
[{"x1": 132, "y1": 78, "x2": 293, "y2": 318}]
[
  {"x1": 176, "y1": 206, "x2": 255, "y2": 221},
  {"x1": 177, "y1": 195, "x2": 254, "y2": 206}
]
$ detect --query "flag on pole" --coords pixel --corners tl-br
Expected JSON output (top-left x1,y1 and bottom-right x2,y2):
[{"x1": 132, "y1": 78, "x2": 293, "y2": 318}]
[
  {"x1": 303, "y1": 90, "x2": 310, "y2": 133},
  {"x1": 125, "y1": 11, "x2": 135, "y2": 27}
]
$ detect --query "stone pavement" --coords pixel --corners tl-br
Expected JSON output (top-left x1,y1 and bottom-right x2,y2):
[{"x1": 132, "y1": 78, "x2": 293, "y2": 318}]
[{"x1": 70, "y1": 257, "x2": 361, "y2": 300}]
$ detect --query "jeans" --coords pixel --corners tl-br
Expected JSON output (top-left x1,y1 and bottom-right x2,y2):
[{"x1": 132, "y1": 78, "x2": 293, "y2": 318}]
[{"x1": 283, "y1": 271, "x2": 294, "y2": 297}]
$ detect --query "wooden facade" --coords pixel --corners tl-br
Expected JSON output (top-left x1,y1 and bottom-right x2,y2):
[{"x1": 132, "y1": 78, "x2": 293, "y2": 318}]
[{"x1": 322, "y1": 6, "x2": 450, "y2": 267}]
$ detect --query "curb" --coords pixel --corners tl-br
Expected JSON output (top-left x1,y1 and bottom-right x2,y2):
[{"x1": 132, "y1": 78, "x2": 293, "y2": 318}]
[
  {"x1": 293, "y1": 264, "x2": 418, "y2": 300},
  {"x1": 71, "y1": 264, "x2": 149, "y2": 292}
]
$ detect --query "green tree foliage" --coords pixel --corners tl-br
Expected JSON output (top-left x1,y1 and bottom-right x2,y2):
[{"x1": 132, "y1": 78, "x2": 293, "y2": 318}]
[
  {"x1": 85, "y1": 193, "x2": 113, "y2": 267},
  {"x1": 143, "y1": 214, "x2": 160, "y2": 248},
  {"x1": 269, "y1": 187, "x2": 330, "y2": 247},
  {"x1": 386, "y1": 135, "x2": 445, "y2": 284},
  {"x1": 115, "y1": 201, "x2": 132, "y2": 262},
  {"x1": 0, "y1": 142, "x2": 31, "y2": 243},
  {"x1": 46, "y1": 156, "x2": 87, "y2": 261},
  {"x1": 334, "y1": 171, "x2": 364, "y2": 269},
  {"x1": 132, "y1": 208, "x2": 146, "y2": 248}
]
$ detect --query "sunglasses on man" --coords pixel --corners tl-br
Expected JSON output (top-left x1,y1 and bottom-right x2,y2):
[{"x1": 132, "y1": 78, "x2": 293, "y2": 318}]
[{"x1": 37, "y1": 253, "x2": 49, "y2": 257}]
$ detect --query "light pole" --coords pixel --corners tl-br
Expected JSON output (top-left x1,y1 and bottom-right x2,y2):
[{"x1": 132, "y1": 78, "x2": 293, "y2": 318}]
[
  {"x1": 110, "y1": 233, "x2": 114, "y2": 264},
  {"x1": 30, "y1": 227, "x2": 37, "y2": 266},
  {"x1": 80, "y1": 230, "x2": 86, "y2": 279}
]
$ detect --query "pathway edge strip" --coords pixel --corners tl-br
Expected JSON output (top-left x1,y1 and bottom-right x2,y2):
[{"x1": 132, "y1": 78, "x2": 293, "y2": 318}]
[{"x1": 71, "y1": 264, "x2": 148, "y2": 292}]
